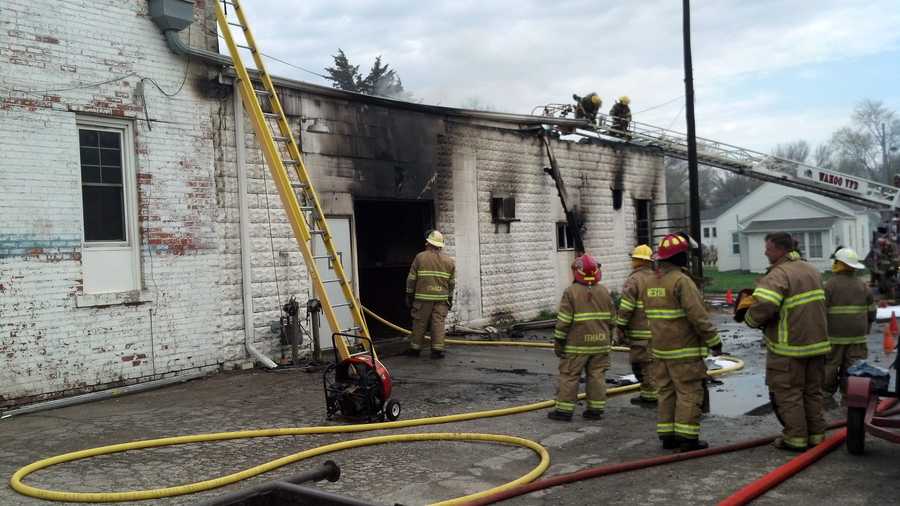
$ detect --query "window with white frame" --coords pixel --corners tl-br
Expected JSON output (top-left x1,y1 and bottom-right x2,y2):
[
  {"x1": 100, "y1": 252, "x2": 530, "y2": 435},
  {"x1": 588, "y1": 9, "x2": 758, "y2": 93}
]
[
  {"x1": 787, "y1": 231, "x2": 807, "y2": 257},
  {"x1": 731, "y1": 232, "x2": 740, "y2": 254},
  {"x1": 703, "y1": 227, "x2": 710, "y2": 238},
  {"x1": 77, "y1": 117, "x2": 141, "y2": 294},
  {"x1": 808, "y1": 231, "x2": 823, "y2": 258}
]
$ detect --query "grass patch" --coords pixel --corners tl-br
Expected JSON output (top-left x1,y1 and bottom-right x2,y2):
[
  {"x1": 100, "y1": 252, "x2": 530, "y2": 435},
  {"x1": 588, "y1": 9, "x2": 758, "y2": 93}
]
[{"x1": 704, "y1": 267, "x2": 761, "y2": 294}]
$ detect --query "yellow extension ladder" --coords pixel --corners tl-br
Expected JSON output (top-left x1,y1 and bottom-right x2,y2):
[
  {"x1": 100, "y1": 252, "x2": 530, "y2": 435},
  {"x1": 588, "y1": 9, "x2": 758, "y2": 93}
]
[{"x1": 214, "y1": 0, "x2": 372, "y2": 362}]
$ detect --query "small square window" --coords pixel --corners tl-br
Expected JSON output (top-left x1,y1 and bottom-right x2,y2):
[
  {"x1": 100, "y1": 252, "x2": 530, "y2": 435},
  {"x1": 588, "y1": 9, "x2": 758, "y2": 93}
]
[
  {"x1": 703, "y1": 227, "x2": 710, "y2": 238},
  {"x1": 491, "y1": 195, "x2": 518, "y2": 223}
]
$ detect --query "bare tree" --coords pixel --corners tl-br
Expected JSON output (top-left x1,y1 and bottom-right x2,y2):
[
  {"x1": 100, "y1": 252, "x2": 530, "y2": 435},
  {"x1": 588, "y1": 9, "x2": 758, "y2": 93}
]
[
  {"x1": 827, "y1": 99, "x2": 900, "y2": 181},
  {"x1": 773, "y1": 140, "x2": 810, "y2": 163}
]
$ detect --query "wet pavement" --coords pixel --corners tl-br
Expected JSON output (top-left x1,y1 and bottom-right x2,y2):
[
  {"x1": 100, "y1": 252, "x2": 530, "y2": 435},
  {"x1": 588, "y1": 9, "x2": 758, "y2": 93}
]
[{"x1": 1, "y1": 311, "x2": 898, "y2": 505}]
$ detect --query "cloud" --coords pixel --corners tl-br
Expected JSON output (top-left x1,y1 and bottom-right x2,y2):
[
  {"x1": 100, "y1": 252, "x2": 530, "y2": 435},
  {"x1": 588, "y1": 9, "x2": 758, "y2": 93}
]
[{"x1": 233, "y1": 0, "x2": 900, "y2": 151}]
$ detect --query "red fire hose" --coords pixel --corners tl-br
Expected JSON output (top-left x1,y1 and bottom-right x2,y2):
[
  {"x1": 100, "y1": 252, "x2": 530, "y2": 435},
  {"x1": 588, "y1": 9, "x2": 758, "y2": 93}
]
[
  {"x1": 719, "y1": 398, "x2": 898, "y2": 506},
  {"x1": 464, "y1": 421, "x2": 847, "y2": 506}
]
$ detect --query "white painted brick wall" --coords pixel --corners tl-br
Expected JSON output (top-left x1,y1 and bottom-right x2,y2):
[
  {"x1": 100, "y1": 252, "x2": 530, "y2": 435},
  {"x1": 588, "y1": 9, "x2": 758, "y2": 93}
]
[{"x1": 0, "y1": 1, "x2": 234, "y2": 407}]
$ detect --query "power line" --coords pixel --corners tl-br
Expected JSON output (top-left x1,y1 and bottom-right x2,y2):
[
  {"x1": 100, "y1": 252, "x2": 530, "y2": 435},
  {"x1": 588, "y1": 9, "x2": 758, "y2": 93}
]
[{"x1": 635, "y1": 95, "x2": 684, "y2": 114}]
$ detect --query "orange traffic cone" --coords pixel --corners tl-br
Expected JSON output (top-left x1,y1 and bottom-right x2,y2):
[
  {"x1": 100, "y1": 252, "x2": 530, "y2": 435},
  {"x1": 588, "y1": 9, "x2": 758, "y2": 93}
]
[
  {"x1": 890, "y1": 312, "x2": 898, "y2": 334},
  {"x1": 884, "y1": 325, "x2": 896, "y2": 355},
  {"x1": 725, "y1": 288, "x2": 734, "y2": 305}
]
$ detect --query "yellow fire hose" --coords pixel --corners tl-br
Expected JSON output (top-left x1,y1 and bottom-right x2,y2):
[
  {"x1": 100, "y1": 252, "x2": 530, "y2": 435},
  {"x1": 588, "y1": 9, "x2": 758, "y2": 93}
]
[{"x1": 10, "y1": 306, "x2": 744, "y2": 504}]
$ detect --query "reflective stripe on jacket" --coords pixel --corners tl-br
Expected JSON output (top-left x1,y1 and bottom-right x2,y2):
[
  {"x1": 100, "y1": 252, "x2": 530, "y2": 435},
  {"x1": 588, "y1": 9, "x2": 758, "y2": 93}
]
[
  {"x1": 616, "y1": 266, "x2": 654, "y2": 341},
  {"x1": 641, "y1": 263, "x2": 721, "y2": 360},
  {"x1": 406, "y1": 249, "x2": 456, "y2": 301},
  {"x1": 825, "y1": 272, "x2": 875, "y2": 345},
  {"x1": 554, "y1": 282, "x2": 616, "y2": 355},
  {"x1": 745, "y1": 254, "x2": 830, "y2": 357}
]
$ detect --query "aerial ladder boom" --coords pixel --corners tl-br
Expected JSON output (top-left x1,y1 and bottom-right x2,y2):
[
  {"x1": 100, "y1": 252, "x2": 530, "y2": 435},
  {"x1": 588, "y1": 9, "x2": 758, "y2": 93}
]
[{"x1": 592, "y1": 112, "x2": 900, "y2": 210}]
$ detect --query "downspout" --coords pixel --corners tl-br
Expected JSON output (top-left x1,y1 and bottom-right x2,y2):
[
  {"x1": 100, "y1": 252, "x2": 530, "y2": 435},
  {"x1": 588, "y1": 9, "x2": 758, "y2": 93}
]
[
  {"x1": 235, "y1": 78, "x2": 277, "y2": 369},
  {"x1": 163, "y1": 30, "x2": 232, "y2": 66}
]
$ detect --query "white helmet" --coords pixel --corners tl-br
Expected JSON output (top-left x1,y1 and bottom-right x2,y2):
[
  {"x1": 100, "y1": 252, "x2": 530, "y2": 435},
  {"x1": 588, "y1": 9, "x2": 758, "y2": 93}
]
[{"x1": 834, "y1": 247, "x2": 865, "y2": 270}]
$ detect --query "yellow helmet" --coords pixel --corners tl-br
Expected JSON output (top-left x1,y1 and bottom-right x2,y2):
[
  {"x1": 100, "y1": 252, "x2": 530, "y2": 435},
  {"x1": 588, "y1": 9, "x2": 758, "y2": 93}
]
[
  {"x1": 426, "y1": 229, "x2": 445, "y2": 248},
  {"x1": 591, "y1": 94, "x2": 601, "y2": 106},
  {"x1": 619, "y1": 96, "x2": 630, "y2": 105},
  {"x1": 630, "y1": 244, "x2": 653, "y2": 261}
]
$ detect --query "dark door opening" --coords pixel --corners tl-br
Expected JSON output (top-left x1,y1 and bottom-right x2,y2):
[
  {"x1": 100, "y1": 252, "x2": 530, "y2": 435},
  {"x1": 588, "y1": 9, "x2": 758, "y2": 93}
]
[{"x1": 354, "y1": 200, "x2": 434, "y2": 339}]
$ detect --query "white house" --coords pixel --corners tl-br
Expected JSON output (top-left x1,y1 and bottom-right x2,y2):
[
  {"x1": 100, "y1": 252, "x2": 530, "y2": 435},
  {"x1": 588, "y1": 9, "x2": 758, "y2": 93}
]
[{"x1": 700, "y1": 183, "x2": 879, "y2": 273}]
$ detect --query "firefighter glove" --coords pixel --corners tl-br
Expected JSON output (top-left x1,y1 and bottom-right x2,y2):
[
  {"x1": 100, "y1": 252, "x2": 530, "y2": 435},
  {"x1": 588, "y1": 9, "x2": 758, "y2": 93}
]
[
  {"x1": 733, "y1": 288, "x2": 755, "y2": 323},
  {"x1": 405, "y1": 294, "x2": 413, "y2": 308},
  {"x1": 553, "y1": 340, "x2": 566, "y2": 358}
]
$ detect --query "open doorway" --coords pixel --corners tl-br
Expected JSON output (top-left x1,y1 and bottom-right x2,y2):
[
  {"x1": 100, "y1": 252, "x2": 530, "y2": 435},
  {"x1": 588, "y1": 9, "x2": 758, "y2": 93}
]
[{"x1": 354, "y1": 200, "x2": 434, "y2": 339}]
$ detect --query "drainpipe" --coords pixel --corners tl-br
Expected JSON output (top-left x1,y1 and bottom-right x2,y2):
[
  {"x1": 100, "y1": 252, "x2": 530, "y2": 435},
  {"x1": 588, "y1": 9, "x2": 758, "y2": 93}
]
[
  {"x1": 149, "y1": 0, "x2": 232, "y2": 67},
  {"x1": 235, "y1": 83, "x2": 277, "y2": 369}
]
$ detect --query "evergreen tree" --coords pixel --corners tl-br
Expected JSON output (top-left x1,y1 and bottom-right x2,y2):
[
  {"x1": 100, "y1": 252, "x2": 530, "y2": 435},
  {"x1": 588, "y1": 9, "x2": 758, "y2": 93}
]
[{"x1": 324, "y1": 50, "x2": 407, "y2": 98}]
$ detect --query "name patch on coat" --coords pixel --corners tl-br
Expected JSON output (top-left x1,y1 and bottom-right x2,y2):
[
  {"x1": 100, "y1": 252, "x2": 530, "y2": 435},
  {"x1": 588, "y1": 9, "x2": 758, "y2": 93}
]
[{"x1": 647, "y1": 288, "x2": 666, "y2": 297}]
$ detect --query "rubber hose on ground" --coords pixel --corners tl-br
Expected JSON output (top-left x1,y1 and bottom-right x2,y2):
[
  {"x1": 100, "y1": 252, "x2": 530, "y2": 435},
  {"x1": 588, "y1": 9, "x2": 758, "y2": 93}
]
[
  {"x1": 463, "y1": 421, "x2": 847, "y2": 506},
  {"x1": 718, "y1": 398, "x2": 899, "y2": 506}
]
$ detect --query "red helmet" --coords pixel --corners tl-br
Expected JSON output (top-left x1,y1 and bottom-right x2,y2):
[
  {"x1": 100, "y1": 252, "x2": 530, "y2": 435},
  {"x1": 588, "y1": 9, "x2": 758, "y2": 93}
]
[
  {"x1": 656, "y1": 233, "x2": 690, "y2": 260},
  {"x1": 572, "y1": 254, "x2": 600, "y2": 285}
]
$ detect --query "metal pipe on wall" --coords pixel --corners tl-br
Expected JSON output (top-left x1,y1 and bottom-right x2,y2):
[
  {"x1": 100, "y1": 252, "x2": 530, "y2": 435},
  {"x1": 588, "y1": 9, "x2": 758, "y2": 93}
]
[{"x1": 235, "y1": 83, "x2": 278, "y2": 369}]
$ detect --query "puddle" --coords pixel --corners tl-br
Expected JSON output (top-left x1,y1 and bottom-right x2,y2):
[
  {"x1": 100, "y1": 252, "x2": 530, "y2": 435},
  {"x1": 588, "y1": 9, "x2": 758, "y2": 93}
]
[{"x1": 708, "y1": 373, "x2": 770, "y2": 417}]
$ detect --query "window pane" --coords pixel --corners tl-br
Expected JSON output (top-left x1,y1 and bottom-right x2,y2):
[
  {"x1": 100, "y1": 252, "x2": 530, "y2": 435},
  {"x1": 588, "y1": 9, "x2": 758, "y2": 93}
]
[
  {"x1": 565, "y1": 224, "x2": 573, "y2": 248},
  {"x1": 82, "y1": 186, "x2": 125, "y2": 241},
  {"x1": 79, "y1": 129, "x2": 99, "y2": 147},
  {"x1": 557, "y1": 224, "x2": 565, "y2": 249},
  {"x1": 99, "y1": 148, "x2": 121, "y2": 167},
  {"x1": 102, "y1": 165, "x2": 123, "y2": 184},
  {"x1": 81, "y1": 165, "x2": 101, "y2": 183},
  {"x1": 99, "y1": 131, "x2": 120, "y2": 149},
  {"x1": 80, "y1": 147, "x2": 99, "y2": 165}
]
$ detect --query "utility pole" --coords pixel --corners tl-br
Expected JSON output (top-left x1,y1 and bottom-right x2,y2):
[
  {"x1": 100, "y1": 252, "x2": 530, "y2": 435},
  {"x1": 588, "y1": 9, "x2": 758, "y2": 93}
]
[
  {"x1": 883, "y1": 122, "x2": 889, "y2": 182},
  {"x1": 682, "y1": 0, "x2": 703, "y2": 281}
]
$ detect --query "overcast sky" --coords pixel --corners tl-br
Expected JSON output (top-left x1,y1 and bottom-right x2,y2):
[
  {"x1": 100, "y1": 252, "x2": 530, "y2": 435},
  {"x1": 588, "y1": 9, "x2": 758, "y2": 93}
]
[{"x1": 236, "y1": 0, "x2": 900, "y2": 153}]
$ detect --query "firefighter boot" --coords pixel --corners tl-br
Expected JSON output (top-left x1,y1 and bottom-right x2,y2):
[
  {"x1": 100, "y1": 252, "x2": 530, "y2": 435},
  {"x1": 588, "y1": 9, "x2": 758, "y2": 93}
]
[
  {"x1": 547, "y1": 410, "x2": 573, "y2": 422},
  {"x1": 660, "y1": 436, "x2": 679, "y2": 450},
  {"x1": 582, "y1": 409, "x2": 604, "y2": 420},
  {"x1": 678, "y1": 438, "x2": 710, "y2": 452},
  {"x1": 430, "y1": 350, "x2": 445, "y2": 359}
]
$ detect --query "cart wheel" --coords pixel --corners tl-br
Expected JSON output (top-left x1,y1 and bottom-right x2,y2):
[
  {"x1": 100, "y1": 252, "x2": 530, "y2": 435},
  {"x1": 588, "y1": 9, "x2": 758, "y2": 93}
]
[
  {"x1": 385, "y1": 399, "x2": 401, "y2": 421},
  {"x1": 846, "y1": 406, "x2": 866, "y2": 455}
]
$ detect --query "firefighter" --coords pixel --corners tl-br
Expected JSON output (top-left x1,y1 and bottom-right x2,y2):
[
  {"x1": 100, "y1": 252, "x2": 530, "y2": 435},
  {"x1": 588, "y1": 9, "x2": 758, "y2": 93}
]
[
  {"x1": 573, "y1": 92, "x2": 602, "y2": 125},
  {"x1": 547, "y1": 254, "x2": 616, "y2": 421},
  {"x1": 609, "y1": 96, "x2": 632, "y2": 138},
  {"x1": 744, "y1": 232, "x2": 830, "y2": 452},
  {"x1": 643, "y1": 233, "x2": 722, "y2": 451},
  {"x1": 404, "y1": 230, "x2": 456, "y2": 359},
  {"x1": 876, "y1": 237, "x2": 899, "y2": 298},
  {"x1": 823, "y1": 247, "x2": 874, "y2": 398},
  {"x1": 616, "y1": 244, "x2": 657, "y2": 405}
]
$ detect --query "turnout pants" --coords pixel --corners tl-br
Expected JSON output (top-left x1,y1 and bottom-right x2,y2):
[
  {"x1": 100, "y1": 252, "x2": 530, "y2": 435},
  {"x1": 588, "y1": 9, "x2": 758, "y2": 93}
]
[
  {"x1": 766, "y1": 352, "x2": 827, "y2": 449},
  {"x1": 555, "y1": 353, "x2": 610, "y2": 413},
  {"x1": 654, "y1": 358, "x2": 706, "y2": 440},
  {"x1": 629, "y1": 342, "x2": 657, "y2": 400},
  {"x1": 823, "y1": 343, "x2": 867, "y2": 395},
  {"x1": 410, "y1": 300, "x2": 449, "y2": 351}
]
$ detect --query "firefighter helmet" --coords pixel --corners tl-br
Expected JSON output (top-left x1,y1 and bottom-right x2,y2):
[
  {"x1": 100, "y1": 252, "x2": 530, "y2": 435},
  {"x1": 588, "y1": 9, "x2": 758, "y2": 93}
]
[
  {"x1": 656, "y1": 233, "x2": 690, "y2": 260},
  {"x1": 619, "y1": 96, "x2": 630, "y2": 105},
  {"x1": 572, "y1": 254, "x2": 600, "y2": 285},
  {"x1": 834, "y1": 247, "x2": 865, "y2": 270},
  {"x1": 631, "y1": 244, "x2": 653, "y2": 261},
  {"x1": 425, "y1": 230, "x2": 445, "y2": 248}
]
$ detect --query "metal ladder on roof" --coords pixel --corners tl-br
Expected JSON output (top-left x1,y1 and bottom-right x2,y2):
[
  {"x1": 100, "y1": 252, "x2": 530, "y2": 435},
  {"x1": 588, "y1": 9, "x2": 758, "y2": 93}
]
[
  {"x1": 214, "y1": 0, "x2": 371, "y2": 362},
  {"x1": 592, "y1": 112, "x2": 900, "y2": 210}
]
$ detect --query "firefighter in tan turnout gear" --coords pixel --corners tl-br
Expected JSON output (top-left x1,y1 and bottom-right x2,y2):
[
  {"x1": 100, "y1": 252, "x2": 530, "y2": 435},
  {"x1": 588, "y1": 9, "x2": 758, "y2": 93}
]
[
  {"x1": 615, "y1": 244, "x2": 658, "y2": 405},
  {"x1": 643, "y1": 233, "x2": 722, "y2": 451},
  {"x1": 547, "y1": 254, "x2": 616, "y2": 421},
  {"x1": 404, "y1": 230, "x2": 456, "y2": 359},
  {"x1": 823, "y1": 247, "x2": 874, "y2": 398},
  {"x1": 743, "y1": 232, "x2": 830, "y2": 452}
]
